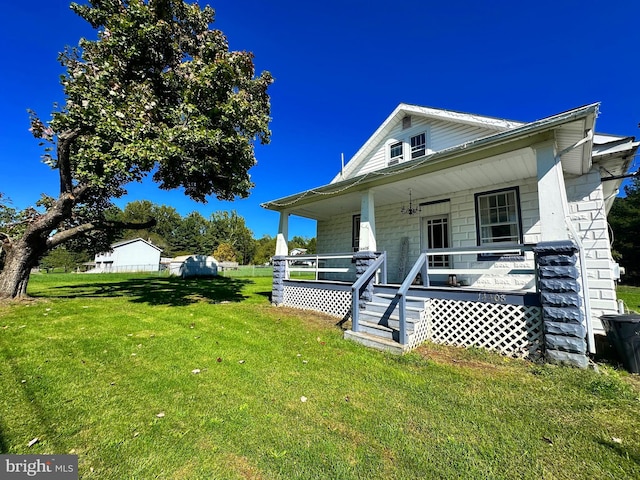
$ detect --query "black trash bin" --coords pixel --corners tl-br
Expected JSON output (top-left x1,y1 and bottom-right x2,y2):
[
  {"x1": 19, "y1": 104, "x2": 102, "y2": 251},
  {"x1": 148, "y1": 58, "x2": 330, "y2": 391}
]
[{"x1": 601, "y1": 314, "x2": 640, "y2": 373}]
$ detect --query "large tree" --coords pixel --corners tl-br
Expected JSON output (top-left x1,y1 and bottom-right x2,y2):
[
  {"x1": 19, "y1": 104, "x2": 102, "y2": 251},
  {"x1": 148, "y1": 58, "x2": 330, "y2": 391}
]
[
  {"x1": 206, "y1": 210, "x2": 254, "y2": 263},
  {"x1": 172, "y1": 211, "x2": 209, "y2": 255},
  {"x1": 0, "y1": 0, "x2": 272, "y2": 298},
  {"x1": 118, "y1": 200, "x2": 183, "y2": 255}
]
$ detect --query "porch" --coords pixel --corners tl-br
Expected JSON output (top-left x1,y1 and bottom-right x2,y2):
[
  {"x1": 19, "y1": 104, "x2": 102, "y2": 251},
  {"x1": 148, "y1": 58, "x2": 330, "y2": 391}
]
[{"x1": 273, "y1": 242, "x2": 590, "y2": 366}]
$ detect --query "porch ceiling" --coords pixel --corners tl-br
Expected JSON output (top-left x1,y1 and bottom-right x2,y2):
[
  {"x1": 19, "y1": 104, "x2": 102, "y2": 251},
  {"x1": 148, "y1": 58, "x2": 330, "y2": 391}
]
[{"x1": 286, "y1": 148, "x2": 537, "y2": 221}]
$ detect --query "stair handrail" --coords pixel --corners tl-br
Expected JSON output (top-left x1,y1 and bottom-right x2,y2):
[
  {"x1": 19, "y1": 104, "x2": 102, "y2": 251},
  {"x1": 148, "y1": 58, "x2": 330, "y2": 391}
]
[
  {"x1": 351, "y1": 252, "x2": 387, "y2": 333},
  {"x1": 396, "y1": 252, "x2": 429, "y2": 345}
]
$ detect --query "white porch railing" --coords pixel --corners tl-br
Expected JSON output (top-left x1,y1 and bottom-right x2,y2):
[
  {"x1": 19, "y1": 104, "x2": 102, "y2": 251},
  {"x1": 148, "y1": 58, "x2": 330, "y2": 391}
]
[
  {"x1": 284, "y1": 253, "x2": 356, "y2": 281},
  {"x1": 419, "y1": 244, "x2": 537, "y2": 285}
]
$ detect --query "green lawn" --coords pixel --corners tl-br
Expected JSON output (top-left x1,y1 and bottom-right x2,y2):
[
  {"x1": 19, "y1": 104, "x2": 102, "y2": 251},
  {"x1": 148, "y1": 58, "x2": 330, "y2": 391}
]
[
  {"x1": 617, "y1": 285, "x2": 640, "y2": 313},
  {"x1": 1, "y1": 273, "x2": 640, "y2": 479}
]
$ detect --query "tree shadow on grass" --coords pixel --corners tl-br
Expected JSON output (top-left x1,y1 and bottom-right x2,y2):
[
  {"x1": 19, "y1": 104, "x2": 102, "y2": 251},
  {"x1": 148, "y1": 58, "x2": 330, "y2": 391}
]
[
  {"x1": 38, "y1": 276, "x2": 253, "y2": 306},
  {"x1": 597, "y1": 438, "x2": 640, "y2": 466}
]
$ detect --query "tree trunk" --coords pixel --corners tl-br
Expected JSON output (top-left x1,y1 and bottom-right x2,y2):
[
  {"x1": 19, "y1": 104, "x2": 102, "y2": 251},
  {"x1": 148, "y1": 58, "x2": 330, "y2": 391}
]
[
  {"x1": 0, "y1": 239, "x2": 42, "y2": 299},
  {"x1": 0, "y1": 193, "x2": 74, "y2": 300}
]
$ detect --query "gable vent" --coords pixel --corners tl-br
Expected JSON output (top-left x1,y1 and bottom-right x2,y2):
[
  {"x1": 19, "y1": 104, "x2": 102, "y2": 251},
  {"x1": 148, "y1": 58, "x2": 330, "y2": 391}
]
[{"x1": 402, "y1": 116, "x2": 411, "y2": 129}]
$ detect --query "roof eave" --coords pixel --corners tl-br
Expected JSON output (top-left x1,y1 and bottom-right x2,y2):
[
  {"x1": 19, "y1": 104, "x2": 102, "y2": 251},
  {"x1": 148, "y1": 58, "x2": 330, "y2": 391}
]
[{"x1": 263, "y1": 103, "x2": 600, "y2": 212}]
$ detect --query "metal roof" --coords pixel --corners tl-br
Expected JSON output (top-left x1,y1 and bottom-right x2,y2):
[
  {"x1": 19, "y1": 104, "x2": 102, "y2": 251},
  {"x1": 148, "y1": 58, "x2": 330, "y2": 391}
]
[{"x1": 262, "y1": 103, "x2": 600, "y2": 215}]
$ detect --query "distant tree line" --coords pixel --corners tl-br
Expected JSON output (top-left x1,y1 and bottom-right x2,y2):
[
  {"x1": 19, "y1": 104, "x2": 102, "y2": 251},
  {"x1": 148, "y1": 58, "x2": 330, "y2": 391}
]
[
  {"x1": 609, "y1": 177, "x2": 640, "y2": 285},
  {"x1": 2, "y1": 198, "x2": 315, "y2": 272}
]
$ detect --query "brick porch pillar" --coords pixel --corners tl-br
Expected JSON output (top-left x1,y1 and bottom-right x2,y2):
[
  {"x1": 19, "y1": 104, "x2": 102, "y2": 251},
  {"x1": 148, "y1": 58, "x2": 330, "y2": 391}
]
[
  {"x1": 272, "y1": 256, "x2": 286, "y2": 306},
  {"x1": 354, "y1": 250, "x2": 376, "y2": 309},
  {"x1": 534, "y1": 241, "x2": 588, "y2": 369}
]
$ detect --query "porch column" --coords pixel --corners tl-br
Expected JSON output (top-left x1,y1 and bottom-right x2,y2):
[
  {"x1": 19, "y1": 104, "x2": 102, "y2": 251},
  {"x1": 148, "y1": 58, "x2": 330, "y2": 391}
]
[
  {"x1": 534, "y1": 241, "x2": 588, "y2": 369},
  {"x1": 275, "y1": 211, "x2": 289, "y2": 256},
  {"x1": 535, "y1": 142, "x2": 570, "y2": 241},
  {"x1": 358, "y1": 190, "x2": 377, "y2": 252},
  {"x1": 272, "y1": 211, "x2": 289, "y2": 306}
]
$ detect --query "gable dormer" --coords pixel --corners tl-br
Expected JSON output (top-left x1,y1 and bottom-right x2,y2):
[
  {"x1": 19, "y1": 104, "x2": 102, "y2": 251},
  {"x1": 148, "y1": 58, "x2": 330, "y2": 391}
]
[{"x1": 332, "y1": 104, "x2": 524, "y2": 183}]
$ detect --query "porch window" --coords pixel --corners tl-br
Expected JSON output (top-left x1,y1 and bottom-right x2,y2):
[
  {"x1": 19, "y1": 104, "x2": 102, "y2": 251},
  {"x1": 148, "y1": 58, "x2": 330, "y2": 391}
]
[
  {"x1": 475, "y1": 187, "x2": 522, "y2": 253},
  {"x1": 352, "y1": 214, "x2": 360, "y2": 251},
  {"x1": 389, "y1": 142, "x2": 403, "y2": 165},
  {"x1": 410, "y1": 133, "x2": 426, "y2": 159}
]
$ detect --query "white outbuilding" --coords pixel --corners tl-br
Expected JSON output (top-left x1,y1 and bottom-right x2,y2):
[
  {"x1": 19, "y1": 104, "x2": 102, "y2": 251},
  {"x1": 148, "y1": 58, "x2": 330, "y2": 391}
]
[
  {"x1": 169, "y1": 255, "x2": 218, "y2": 278},
  {"x1": 93, "y1": 238, "x2": 162, "y2": 273}
]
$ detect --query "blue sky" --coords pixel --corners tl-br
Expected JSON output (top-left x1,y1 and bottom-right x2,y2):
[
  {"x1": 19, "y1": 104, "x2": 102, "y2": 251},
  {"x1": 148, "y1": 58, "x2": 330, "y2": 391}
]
[{"x1": 1, "y1": 0, "x2": 639, "y2": 240}]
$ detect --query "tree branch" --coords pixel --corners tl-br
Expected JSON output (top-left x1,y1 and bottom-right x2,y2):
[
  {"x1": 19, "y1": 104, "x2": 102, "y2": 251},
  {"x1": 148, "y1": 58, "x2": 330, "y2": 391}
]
[
  {"x1": 57, "y1": 129, "x2": 81, "y2": 194},
  {"x1": 72, "y1": 182, "x2": 92, "y2": 202},
  {"x1": 46, "y1": 218, "x2": 157, "y2": 250}
]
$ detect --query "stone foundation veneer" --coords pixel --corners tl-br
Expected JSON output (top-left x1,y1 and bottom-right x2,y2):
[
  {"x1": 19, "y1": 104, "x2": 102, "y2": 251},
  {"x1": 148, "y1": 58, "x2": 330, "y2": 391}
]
[
  {"x1": 354, "y1": 250, "x2": 377, "y2": 309},
  {"x1": 272, "y1": 256, "x2": 286, "y2": 306},
  {"x1": 533, "y1": 241, "x2": 588, "y2": 368}
]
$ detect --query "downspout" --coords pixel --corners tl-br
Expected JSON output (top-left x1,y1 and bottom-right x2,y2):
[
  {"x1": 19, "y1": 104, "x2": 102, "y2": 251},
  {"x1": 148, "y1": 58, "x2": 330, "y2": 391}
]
[
  {"x1": 557, "y1": 129, "x2": 595, "y2": 354},
  {"x1": 564, "y1": 219, "x2": 595, "y2": 354}
]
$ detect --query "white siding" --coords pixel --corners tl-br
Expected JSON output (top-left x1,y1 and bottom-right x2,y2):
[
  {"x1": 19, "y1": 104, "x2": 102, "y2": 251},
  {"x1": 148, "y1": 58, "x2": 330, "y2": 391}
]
[
  {"x1": 318, "y1": 179, "x2": 540, "y2": 287},
  {"x1": 565, "y1": 171, "x2": 619, "y2": 333},
  {"x1": 94, "y1": 240, "x2": 161, "y2": 272},
  {"x1": 317, "y1": 215, "x2": 354, "y2": 254},
  {"x1": 349, "y1": 118, "x2": 501, "y2": 178}
]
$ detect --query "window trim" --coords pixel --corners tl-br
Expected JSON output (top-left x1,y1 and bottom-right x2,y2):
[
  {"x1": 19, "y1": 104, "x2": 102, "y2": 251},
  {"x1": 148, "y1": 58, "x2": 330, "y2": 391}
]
[
  {"x1": 474, "y1": 186, "x2": 524, "y2": 261},
  {"x1": 352, "y1": 214, "x2": 361, "y2": 252},
  {"x1": 388, "y1": 141, "x2": 403, "y2": 165},
  {"x1": 410, "y1": 132, "x2": 426, "y2": 159},
  {"x1": 387, "y1": 128, "x2": 430, "y2": 166}
]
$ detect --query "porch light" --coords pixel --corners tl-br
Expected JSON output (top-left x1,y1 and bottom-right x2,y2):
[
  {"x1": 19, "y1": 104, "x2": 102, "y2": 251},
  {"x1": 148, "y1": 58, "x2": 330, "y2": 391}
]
[{"x1": 401, "y1": 189, "x2": 421, "y2": 215}]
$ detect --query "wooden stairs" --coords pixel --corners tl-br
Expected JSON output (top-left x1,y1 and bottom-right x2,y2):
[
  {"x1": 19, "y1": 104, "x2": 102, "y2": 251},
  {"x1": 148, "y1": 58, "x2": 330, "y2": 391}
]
[{"x1": 344, "y1": 288, "x2": 429, "y2": 354}]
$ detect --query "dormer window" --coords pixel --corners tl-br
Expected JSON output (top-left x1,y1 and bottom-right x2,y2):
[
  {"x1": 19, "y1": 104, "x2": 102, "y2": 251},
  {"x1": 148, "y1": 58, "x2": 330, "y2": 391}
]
[
  {"x1": 389, "y1": 141, "x2": 403, "y2": 165},
  {"x1": 411, "y1": 133, "x2": 426, "y2": 159}
]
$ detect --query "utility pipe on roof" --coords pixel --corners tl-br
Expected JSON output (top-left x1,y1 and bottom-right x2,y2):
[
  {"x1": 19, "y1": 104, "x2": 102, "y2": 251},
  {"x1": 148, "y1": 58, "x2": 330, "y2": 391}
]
[{"x1": 601, "y1": 170, "x2": 639, "y2": 181}]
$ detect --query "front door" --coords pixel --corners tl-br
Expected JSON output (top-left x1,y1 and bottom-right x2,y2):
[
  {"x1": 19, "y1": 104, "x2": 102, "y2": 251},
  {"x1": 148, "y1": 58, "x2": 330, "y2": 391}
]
[{"x1": 421, "y1": 215, "x2": 450, "y2": 268}]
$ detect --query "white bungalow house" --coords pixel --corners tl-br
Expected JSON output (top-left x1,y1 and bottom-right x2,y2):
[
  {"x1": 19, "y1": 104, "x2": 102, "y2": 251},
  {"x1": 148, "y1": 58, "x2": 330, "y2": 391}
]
[
  {"x1": 262, "y1": 103, "x2": 638, "y2": 366},
  {"x1": 92, "y1": 238, "x2": 162, "y2": 273}
]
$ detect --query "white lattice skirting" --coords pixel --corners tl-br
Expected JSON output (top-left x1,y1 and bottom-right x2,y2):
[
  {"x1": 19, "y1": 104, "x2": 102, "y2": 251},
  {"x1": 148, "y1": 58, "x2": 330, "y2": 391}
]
[
  {"x1": 428, "y1": 298, "x2": 543, "y2": 358},
  {"x1": 283, "y1": 285, "x2": 352, "y2": 319}
]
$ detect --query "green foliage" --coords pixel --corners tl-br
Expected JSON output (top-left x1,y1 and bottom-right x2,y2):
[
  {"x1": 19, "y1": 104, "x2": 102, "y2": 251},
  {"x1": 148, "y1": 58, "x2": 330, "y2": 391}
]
[
  {"x1": 213, "y1": 242, "x2": 236, "y2": 262},
  {"x1": 0, "y1": 193, "x2": 17, "y2": 271},
  {"x1": 39, "y1": 246, "x2": 90, "y2": 272},
  {"x1": 42, "y1": 198, "x2": 315, "y2": 266},
  {"x1": 609, "y1": 177, "x2": 640, "y2": 284},
  {"x1": 206, "y1": 210, "x2": 255, "y2": 263},
  {"x1": 289, "y1": 235, "x2": 315, "y2": 253},
  {"x1": 44, "y1": 0, "x2": 273, "y2": 202},
  {"x1": 253, "y1": 235, "x2": 276, "y2": 264},
  {"x1": 0, "y1": 193, "x2": 16, "y2": 226},
  {"x1": 118, "y1": 200, "x2": 182, "y2": 255},
  {"x1": 171, "y1": 211, "x2": 209, "y2": 255}
]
